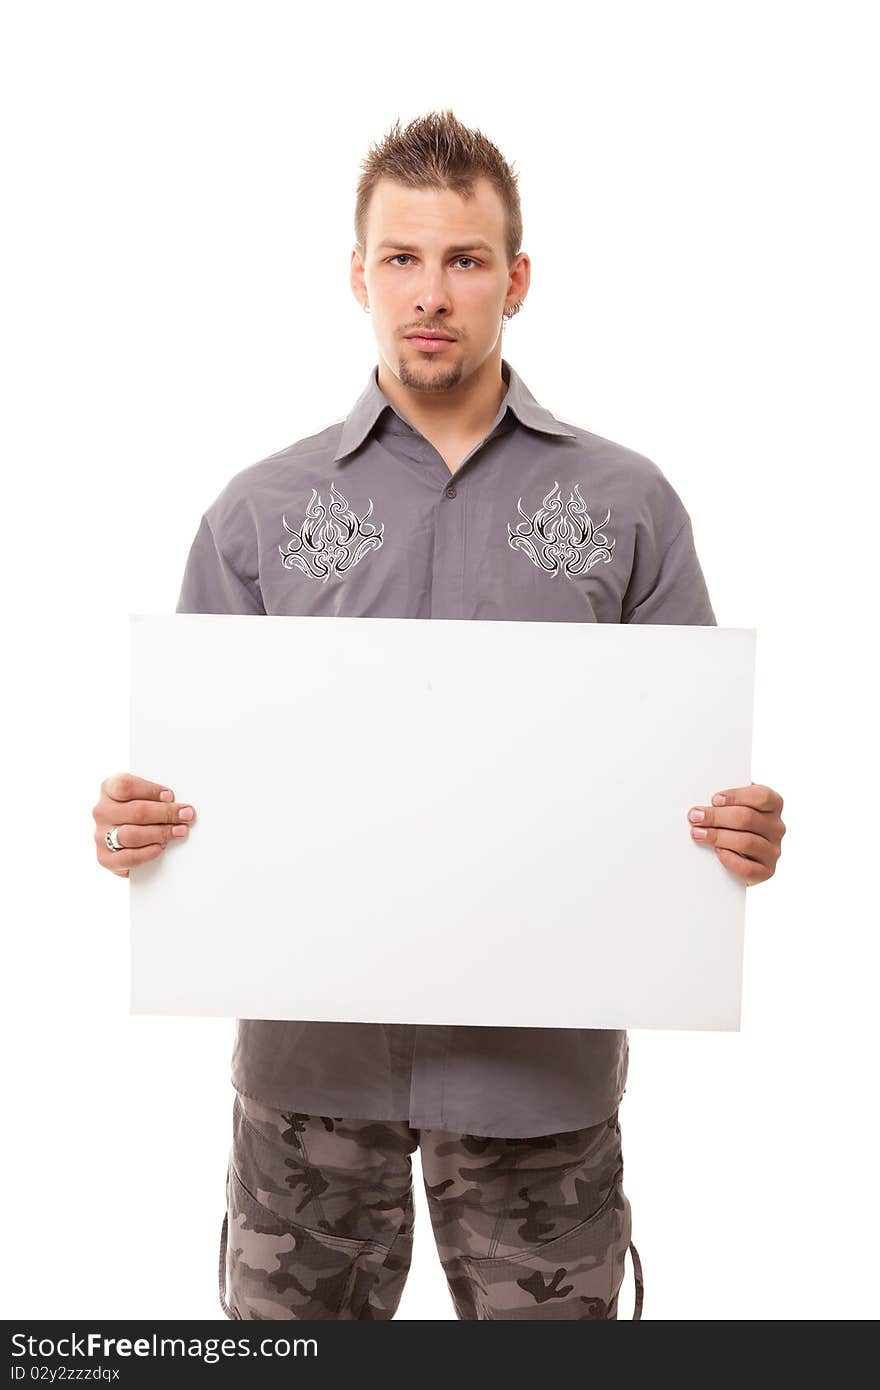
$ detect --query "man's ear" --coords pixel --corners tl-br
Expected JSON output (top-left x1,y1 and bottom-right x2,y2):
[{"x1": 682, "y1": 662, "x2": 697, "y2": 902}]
[{"x1": 350, "y1": 248, "x2": 370, "y2": 309}]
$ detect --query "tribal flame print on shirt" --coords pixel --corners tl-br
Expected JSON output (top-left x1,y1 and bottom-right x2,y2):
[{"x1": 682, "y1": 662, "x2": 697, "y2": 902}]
[
  {"x1": 508, "y1": 481, "x2": 616, "y2": 577},
  {"x1": 279, "y1": 482, "x2": 385, "y2": 582}
]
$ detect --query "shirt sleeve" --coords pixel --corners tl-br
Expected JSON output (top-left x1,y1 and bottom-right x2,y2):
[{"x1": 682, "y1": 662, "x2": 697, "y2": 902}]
[
  {"x1": 622, "y1": 506, "x2": 716, "y2": 626},
  {"x1": 175, "y1": 489, "x2": 265, "y2": 616}
]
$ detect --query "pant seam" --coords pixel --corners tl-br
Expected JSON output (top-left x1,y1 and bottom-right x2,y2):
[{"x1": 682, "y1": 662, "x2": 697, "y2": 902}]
[{"x1": 486, "y1": 1147, "x2": 524, "y2": 1260}]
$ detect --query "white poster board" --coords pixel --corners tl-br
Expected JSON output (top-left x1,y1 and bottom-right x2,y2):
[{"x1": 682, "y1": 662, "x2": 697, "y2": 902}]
[{"x1": 130, "y1": 614, "x2": 755, "y2": 1030}]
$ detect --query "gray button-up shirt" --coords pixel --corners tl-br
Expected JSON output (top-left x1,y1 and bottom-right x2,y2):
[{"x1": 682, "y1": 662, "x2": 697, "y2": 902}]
[{"x1": 175, "y1": 357, "x2": 716, "y2": 1137}]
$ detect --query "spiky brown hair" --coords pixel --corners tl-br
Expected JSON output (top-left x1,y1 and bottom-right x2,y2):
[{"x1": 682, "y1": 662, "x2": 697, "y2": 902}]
[{"x1": 354, "y1": 110, "x2": 523, "y2": 270}]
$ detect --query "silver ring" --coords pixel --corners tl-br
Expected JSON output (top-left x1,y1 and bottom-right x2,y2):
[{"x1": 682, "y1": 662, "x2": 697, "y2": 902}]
[{"x1": 105, "y1": 825, "x2": 124, "y2": 852}]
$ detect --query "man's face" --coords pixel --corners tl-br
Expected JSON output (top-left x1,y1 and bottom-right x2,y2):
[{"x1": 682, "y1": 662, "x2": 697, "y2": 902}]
[{"x1": 352, "y1": 176, "x2": 528, "y2": 394}]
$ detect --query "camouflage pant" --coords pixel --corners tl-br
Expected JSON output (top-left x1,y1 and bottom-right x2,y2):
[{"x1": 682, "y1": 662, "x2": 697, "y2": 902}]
[{"x1": 220, "y1": 1090, "x2": 643, "y2": 1320}]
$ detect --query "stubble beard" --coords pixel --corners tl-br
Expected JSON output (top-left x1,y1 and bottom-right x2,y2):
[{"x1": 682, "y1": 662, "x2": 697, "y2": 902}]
[{"x1": 398, "y1": 352, "x2": 464, "y2": 393}]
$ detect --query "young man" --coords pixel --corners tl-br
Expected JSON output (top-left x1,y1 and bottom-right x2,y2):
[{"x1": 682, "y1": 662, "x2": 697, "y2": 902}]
[{"x1": 92, "y1": 110, "x2": 786, "y2": 1320}]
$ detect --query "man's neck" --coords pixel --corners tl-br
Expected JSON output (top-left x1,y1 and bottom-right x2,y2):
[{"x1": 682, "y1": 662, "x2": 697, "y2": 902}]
[{"x1": 376, "y1": 352, "x2": 508, "y2": 455}]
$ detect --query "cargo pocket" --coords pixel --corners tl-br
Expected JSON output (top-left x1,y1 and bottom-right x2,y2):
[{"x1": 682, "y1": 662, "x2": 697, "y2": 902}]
[
  {"x1": 225, "y1": 1163, "x2": 412, "y2": 1320},
  {"x1": 462, "y1": 1174, "x2": 633, "y2": 1320}
]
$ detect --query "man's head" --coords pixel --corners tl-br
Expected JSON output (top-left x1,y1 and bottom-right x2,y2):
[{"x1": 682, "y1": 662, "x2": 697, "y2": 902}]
[{"x1": 351, "y1": 110, "x2": 528, "y2": 395}]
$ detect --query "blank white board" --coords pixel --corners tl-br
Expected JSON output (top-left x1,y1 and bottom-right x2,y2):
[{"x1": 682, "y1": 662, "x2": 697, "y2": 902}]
[{"x1": 129, "y1": 614, "x2": 755, "y2": 1030}]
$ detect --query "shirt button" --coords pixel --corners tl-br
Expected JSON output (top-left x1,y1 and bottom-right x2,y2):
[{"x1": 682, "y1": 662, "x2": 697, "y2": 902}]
[{"x1": 445, "y1": 484, "x2": 457, "y2": 498}]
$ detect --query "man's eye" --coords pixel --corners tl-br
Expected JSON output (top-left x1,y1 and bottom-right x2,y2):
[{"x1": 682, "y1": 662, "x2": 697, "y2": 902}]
[{"x1": 388, "y1": 255, "x2": 479, "y2": 269}]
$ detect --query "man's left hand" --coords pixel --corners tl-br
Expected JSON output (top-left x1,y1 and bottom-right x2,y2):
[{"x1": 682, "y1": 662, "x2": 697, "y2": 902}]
[{"x1": 687, "y1": 783, "x2": 786, "y2": 885}]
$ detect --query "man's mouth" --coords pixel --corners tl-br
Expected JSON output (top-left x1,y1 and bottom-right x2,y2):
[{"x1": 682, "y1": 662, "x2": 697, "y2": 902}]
[{"x1": 405, "y1": 333, "x2": 456, "y2": 350}]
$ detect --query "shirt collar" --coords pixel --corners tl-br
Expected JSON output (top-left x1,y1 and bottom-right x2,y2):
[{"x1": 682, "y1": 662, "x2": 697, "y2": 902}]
[{"x1": 332, "y1": 356, "x2": 576, "y2": 464}]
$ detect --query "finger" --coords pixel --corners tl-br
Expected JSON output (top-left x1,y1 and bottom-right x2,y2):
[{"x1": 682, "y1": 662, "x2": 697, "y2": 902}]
[
  {"x1": 707, "y1": 783, "x2": 783, "y2": 815},
  {"x1": 695, "y1": 826, "x2": 780, "y2": 867},
  {"x1": 101, "y1": 772, "x2": 176, "y2": 805},
  {"x1": 713, "y1": 845, "x2": 773, "y2": 885},
  {"x1": 97, "y1": 821, "x2": 189, "y2": 851},
  {"x1": 689, "y1": 803, "x2": 785, "y2": 837},
  {"x1": 97, "y1": 841, "x2": 167, "y2": 873},
  {"x1": 96, "y1": 797, "x2": 195, "y2": 828}
]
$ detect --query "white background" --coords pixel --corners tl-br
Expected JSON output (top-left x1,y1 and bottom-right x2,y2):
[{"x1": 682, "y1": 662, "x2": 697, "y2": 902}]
[{"x1": 2, "y1": 0, "x2": 876, "y2": 1320}]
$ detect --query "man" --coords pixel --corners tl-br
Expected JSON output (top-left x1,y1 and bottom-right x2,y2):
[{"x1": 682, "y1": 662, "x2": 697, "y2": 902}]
[{"x1": 92, "y1": 110, "x2": 786, "y2": 1320}]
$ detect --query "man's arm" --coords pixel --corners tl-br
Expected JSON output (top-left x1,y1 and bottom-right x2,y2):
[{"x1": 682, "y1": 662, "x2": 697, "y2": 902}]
[
  {"x1": 176, "y1": 487, "x2": 264, "y2": 615},
  {"x1": 622, "y1": 508, "x2": 716, "y2": 627},
  {"x1": 622, "y1": 490, "x2": 785, "y2": 884}
]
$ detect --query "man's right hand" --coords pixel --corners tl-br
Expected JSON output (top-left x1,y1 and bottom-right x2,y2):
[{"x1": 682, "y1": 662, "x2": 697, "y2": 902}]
[{"x1": 92, "y1": 772, "x2": 196, "y2": 878}]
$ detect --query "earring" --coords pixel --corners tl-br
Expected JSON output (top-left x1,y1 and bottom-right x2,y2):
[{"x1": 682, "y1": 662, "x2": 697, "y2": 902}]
[{"x1": 363, "y1": 303, "x2": 371, "y2": 314}]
